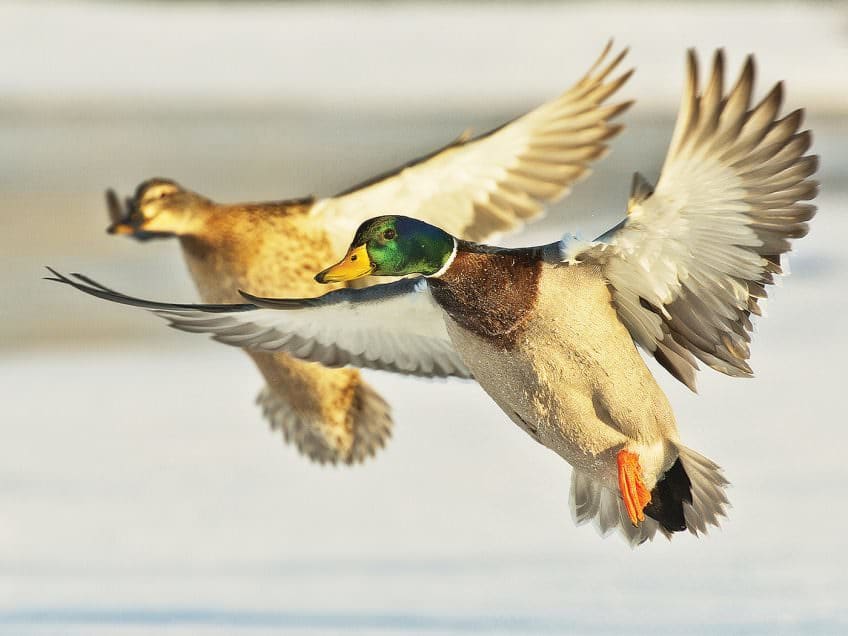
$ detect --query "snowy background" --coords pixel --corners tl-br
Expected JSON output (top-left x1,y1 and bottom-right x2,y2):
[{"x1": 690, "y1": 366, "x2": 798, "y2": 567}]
[{"x1": 1, "y1": 1, "x2": 847, "y2": 634}]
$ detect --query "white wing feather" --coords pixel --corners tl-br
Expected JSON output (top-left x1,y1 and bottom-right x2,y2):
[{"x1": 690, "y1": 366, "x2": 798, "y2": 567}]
[
  {"x1": 48, "y1": 271, "x2": 471, "y2": 379},
  {"x1": 577, "y1": 50, "x2": 817, "y2": 390}
]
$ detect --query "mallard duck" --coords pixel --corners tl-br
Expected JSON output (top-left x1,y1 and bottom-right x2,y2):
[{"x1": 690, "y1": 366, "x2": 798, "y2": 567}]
[
  {"x1": 103, "y1": 42, "x2": 632, "y2": 465},
  {"x1": 51, "y1": 49, "x2": 817, "y2": 543}
]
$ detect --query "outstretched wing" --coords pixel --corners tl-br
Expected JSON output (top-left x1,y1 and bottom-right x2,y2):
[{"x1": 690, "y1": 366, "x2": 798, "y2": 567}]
[
  {"x1": 312, "y1": 41, "x2": 633, "y2": 252},
  {"x1": 47, "y1": 269, "x2": 471, "y2": 379},
  {"x1": 575, "y1": 50, "x2": 817, "y2": 391}
]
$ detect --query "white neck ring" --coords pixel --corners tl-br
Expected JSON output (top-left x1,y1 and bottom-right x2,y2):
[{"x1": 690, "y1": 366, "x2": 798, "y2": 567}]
[{"x1": 430, "y1": 238, "x2": 458, "y2": 278}]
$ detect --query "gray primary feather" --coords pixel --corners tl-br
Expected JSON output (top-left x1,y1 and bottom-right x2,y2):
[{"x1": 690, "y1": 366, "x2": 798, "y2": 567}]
[{"x1": 47, "y1": 269, "x2": 471, "y2": 380}]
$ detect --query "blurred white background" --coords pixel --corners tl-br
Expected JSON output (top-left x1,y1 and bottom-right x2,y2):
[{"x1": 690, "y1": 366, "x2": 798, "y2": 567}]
[{"x1": 1, "y1": 1, "x2": 847, "y2": 634}]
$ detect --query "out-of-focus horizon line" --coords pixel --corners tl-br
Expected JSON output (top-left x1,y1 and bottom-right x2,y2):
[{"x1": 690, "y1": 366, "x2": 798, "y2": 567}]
[{"x1": 3, "y1": 97, "x2": 848, "y2": 119}]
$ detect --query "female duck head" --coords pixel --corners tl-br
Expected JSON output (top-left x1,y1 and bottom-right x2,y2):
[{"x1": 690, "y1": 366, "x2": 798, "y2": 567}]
[
  {"x1": 315, "y1": 215, "x2": 456, "y2": 283},
  {"x1": 107, "y1": 179, "x2": 211, "y2": 240}
]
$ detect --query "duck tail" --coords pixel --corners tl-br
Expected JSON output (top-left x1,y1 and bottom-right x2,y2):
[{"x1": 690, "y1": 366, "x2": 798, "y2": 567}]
[
  {"x1": 668, "y1": 443, "x2": 730, "y2": 536},
  {"x1": 570, "y1": 470, "x2": 660, "y2": 546},
  {"x1": 569, "y1": 444, "x2": 729, "y2": 546},
  {"x1": 256, "y1": 378, "x2": 393, "y2": 465}
]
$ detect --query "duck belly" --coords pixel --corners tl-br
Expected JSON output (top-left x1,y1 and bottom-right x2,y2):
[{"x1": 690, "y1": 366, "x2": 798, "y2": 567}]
[{"x1": 444, "y1": 264, "x2": 679, "y2": 489}]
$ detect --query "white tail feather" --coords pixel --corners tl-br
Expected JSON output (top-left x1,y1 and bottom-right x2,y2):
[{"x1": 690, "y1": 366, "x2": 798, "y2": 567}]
[{"x1": 570, "y1": 470, "x2": 661, "y2": 546}]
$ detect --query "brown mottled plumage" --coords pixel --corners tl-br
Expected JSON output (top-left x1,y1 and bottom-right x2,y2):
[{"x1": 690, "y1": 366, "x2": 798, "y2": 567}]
[
  {"x1": 111, "y1": 181, "x2": 392, "y2": 464},
  {"x1": 175, "y1": 195, "x2": 387, "y2": 463}
]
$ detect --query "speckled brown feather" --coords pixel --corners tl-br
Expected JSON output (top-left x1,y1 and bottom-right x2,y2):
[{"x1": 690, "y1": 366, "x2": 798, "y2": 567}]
[{"x1": 173, "y1": 193, "x2": 392, "y2": 465}]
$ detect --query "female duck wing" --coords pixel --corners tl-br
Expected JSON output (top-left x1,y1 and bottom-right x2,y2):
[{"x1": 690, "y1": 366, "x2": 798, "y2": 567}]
[
  {"x1": 574, "y1": 50, "x2": 817, "y2": 391},
  {"x1": 47, "y1": 269, "x2": 471, "y2": 379},
  {"x1": 312, "y1": 41, "x2": 633, "y2": 251}
]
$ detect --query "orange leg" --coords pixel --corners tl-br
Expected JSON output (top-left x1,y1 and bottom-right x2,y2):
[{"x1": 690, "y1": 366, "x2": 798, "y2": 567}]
[{"x1": 617, "y1": 450, "x2": 652, "y2": 526}]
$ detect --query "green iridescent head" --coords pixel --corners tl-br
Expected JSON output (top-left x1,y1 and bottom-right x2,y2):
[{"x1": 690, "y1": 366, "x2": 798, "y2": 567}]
[{"x1": 315, "y1": 215, "x2": 456, "y2": 283}]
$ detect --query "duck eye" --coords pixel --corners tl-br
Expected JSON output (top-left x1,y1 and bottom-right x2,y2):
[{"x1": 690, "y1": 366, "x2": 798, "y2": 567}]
[
  {"x1": 383, "y1": 229, "x2": 396, "y2": 240},
  {"x1": 350, "y1": 254, "x2": 358, "y2": 261}
]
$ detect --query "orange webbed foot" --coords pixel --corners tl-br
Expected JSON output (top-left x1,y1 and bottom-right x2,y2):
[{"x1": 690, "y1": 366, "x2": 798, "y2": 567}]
[{"x1": 617, "y1": 449, "x2": 652, "y2": 526}]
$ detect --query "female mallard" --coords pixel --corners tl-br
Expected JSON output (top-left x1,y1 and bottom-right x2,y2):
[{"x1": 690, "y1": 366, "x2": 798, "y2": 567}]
[
  {"x1": 52, "y1": 50, "x2": 817, "y2": 543},
  {"x1": 103, "y1": 42, "x2": 632, "y2": 465}
]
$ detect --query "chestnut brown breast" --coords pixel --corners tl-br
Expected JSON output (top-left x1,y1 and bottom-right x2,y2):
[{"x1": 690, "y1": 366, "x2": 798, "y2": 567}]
[{"x1": 428, "y1": 249, "x2": 542, "y2": 349}]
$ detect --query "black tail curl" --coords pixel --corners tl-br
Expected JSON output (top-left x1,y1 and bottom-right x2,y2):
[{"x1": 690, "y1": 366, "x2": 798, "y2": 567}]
[{"x1": 644, "y1": 457, "x2": 693, "y2": 533}]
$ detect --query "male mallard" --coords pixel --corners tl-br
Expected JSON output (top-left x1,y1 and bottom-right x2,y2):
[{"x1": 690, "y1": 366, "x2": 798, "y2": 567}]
[
  {"x1": 51, "y1": 50, "x2": 817, "y2": 543},
  {"x1": 103, "y1": 42, "x2": 632, "y2": 465}
]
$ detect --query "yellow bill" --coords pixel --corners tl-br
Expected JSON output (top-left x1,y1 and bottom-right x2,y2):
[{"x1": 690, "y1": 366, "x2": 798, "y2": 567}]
[
  {"x1": 107, "y1": 222, "x2": 137, "y2": 236},
  {"x1": 315, "y1": 244, "x2": 374, "y2": 283}
]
